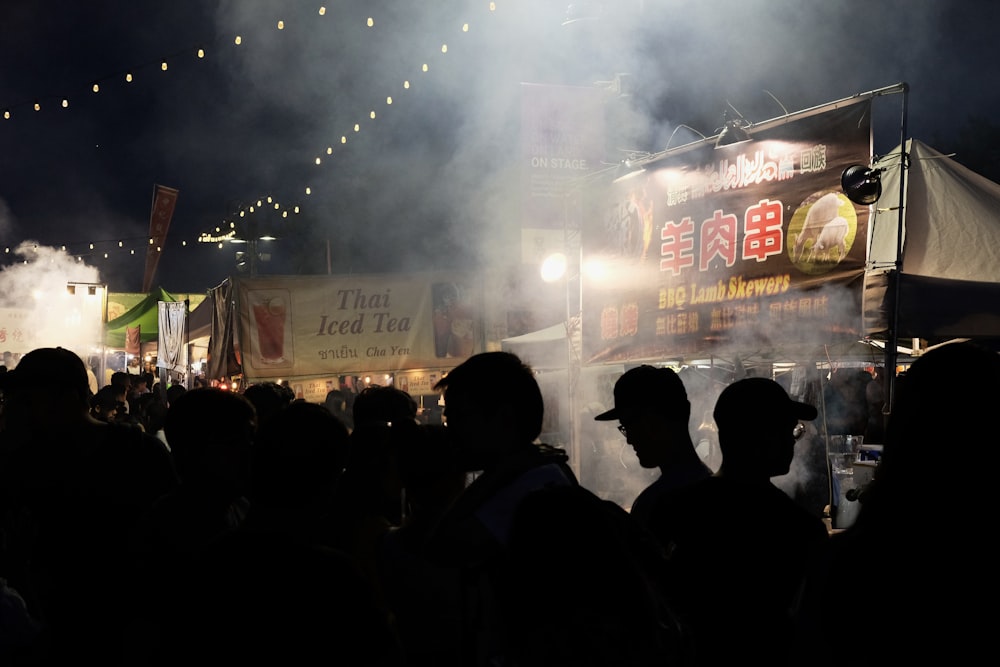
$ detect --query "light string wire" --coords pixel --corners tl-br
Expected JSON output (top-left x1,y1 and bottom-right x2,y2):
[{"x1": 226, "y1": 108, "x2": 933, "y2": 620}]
[{"x1": 1, "y1": 3, "x2": 498, "y2": 266}]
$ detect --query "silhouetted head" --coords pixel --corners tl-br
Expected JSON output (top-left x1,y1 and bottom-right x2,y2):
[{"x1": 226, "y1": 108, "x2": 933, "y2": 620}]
[
  {"x1": 434, "y1": 351, "x2": 543, "y2": 471},
  {"x1": 0, "y1": 346, "x2": 93, "y2": 430},
  {"x1": 164, "y1": 387, "x2": 257, "y2": 496},
  {"x1": 352, "y1": 385, "x2": 417, "y2": 429},
  {"x1": 873, "y1": 341, "x2": 1000, "y2": 512},
  {"x1": 714, "y1": 377, "x2": 818, "y2": 477},
  {"x1": 595, "y1": 365, "x2": 692, "y2": 469},
  {"x1": 243, "y1": 381, "x2": 295, "y2": 427},
  {"x1": 252, "y1": 400, "x2": 351, "y2": 510}
]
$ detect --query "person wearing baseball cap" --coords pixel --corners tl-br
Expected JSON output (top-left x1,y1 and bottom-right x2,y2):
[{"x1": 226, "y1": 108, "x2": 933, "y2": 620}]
[
  {"x1": 653, "y1": 376, "x2": 827, "y2": 667},
  {"x1": 595, "y1": 364, "x2": 711, "y2": 530}
]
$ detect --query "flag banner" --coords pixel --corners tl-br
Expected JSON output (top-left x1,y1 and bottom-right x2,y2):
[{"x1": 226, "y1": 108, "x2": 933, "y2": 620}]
[
  {"x1": 235, "y1": 272, "x2": 480, "y2": 379},
  {"x1": 581, "y1": 99, "x2": 874, "y2": 363},
  {"x1": 206, "y1": 279, "x2": 242, "y2": 380},
  {"x1": 125, "y1": 325, "x2": 141, "y2": 355},
  {"x1": 142, "y1": 184, "x2": 179, "y2": 293},
  {"x1": 157, "y1": 300, "x2": 187, "y2": 372}
]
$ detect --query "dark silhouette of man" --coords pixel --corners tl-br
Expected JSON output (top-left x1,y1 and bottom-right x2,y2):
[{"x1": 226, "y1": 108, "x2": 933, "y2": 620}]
[
  {"x1": 0, "y1": 347, "x2": 177, "y2": 665},
  {"x1": 421, "y1": 351, "x2": 578, "y2": 666},
  {"x1": 654, "y1": 376, "x2": 828, "y2": 667},
  {"x1": 594, "y1": 364, "x2": 711, "y2": 529}
]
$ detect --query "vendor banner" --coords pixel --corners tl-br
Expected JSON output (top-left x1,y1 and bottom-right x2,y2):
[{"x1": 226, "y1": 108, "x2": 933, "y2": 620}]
[
  {"x1": 582, "y1": 99, "x2": 873, "y2": 363},
  {"x1": 157, "y1": 300, "x2": 188, "y2": 373},
  {"x1": 235, "y1": 272, "x2": 480, "y2": 378}
]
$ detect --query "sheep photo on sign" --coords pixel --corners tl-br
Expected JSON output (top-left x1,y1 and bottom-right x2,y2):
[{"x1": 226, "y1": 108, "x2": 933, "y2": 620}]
[{"x1": 788, "y1": 190, "x2": 859, "y2": 274}]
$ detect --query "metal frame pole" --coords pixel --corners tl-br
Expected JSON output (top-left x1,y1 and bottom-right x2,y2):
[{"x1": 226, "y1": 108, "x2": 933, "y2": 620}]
[{"x1": 884, "y1": 84, "x2": 909, "y2": 416}]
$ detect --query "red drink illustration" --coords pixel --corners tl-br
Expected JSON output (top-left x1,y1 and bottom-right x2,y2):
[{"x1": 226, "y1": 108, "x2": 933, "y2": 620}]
[{"x1": 252, "y1": 294, "x2": 287, "y2": 364}]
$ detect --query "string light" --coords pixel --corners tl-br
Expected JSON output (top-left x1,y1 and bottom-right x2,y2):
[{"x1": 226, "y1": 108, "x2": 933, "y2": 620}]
[{"x1": 2, "y1": 4, "x2": 498, "y2": 260}]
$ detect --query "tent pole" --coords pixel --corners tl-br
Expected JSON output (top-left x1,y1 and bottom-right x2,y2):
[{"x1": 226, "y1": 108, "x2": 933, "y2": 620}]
[{"x1": 884, "y1": 83, "x2": 909, "y2": 417}]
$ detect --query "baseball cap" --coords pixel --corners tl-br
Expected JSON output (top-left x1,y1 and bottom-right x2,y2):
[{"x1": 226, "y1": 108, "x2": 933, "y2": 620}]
[
  {"x1": 713, "y1": 377, "x2": 817, "y2": 430},
  {"x1": 0, "y1": 347, "x2": 90, "y2": 395},
  {"x1": 594, "y1": 365, "x2": 687, "y2": 421}
]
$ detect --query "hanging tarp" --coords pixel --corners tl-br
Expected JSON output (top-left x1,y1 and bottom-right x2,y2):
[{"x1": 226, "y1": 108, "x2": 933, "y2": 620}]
[
  {"x1": 104, "y1": 287, "x2": 181, "y2": 348},
  {"x1": 205, "y1": 279, "x2": 242, "y2": 380},
  {"x1": 581, "y1": 96, "x2": 875, "y2": 364},
  {"x1": 864, "y1": 139, "x2": 1000, "y2": 340},
  {"x1": 157, "y1": 300, "x2": 188, "y2": 372}
]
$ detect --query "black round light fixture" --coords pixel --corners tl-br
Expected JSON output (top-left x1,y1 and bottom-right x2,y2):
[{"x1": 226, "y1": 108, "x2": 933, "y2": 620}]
[
  {"x1": 715, "y1": 119, "x2": 751, "y2": 148},
  {"x1": 841, "y1": 165, "x2": 883, "y2": 205}
]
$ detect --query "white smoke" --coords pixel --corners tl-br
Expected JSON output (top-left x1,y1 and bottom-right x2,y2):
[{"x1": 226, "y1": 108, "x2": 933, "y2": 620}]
[{"x1": 0, "y1": 241, "x2": 104, "y2": 359}]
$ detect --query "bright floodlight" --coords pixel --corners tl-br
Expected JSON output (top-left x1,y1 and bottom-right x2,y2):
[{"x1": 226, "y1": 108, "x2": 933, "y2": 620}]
[{"x1": 540, "y1": 252, "x2": 568, "y2": 283}]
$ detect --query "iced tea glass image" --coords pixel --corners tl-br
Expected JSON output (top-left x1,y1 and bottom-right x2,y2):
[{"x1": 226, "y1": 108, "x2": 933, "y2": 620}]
[{"x1": 251, "y1": 291, "x2": 289, "y2": 364}]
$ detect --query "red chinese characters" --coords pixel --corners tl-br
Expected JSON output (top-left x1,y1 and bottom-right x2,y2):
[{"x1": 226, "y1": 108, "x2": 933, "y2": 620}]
[
  {"x1": 660, "y1": 216, "x2": 695, "y2": 276},
  {"x1": 700, "y1": 209, "x2": 738, "y2": 271},
  {"x1": 742, "y1": 199, "x2": 784, "y2": 262}
]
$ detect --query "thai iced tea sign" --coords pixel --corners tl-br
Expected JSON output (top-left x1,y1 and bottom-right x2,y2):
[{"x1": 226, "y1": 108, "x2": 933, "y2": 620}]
[
  {"x1": 582, "y1": 99, "x2": 874, "y2": 363},
  {"x1": 236, "y1": 272, "x2": 479, "y2": 378}
]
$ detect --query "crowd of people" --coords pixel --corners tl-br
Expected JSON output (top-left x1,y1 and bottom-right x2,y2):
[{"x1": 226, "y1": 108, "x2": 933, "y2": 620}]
[{"x1": 0, "y1": 342, "x2": 993, "y2": 665}]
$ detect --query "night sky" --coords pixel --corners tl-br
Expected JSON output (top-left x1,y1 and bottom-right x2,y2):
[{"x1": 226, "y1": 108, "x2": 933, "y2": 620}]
[{"x1": 1, "y1": 0, "x2": 998, "y2": 294}]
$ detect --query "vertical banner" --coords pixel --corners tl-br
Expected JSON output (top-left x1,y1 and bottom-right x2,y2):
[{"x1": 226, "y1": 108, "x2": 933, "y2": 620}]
[
  {"x1": 142, "y1": 184, "x2": 179, "y2": 293},
  {"x1": 157, "y1": 300, "x2": 187, "y2": 373},
  {"x1": 520, "y1": 83, "x2": 606, "y2": 265},
  {"x1": 206, "y1": 279, "x2": 242, "y2": 381},
  {"x1": 582, "y1": 99, "x2": 874, "y2": 363},
  {"x1": 125, "y1": 325, "x2": 141, "y2": 356}
]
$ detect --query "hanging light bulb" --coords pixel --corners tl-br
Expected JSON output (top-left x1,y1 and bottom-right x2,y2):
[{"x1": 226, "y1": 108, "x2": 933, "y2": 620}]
[
  {"x1": 61, "y1": 98, "x2": 69, "y2": 108},
  {"x1": 277, "y1": 20, "x2": 284, "y2": 30},
  {"x1": 126, "y1": 71, "x2": 133, "y2": 82},
  {"x1": 367, "y1": 17, "x2": 374, "y2": 27},
  {"x1": 3, "y1": 109, "x2": 11, "y2": 119},
  {"x1": 92, "y1": 82, "x2": 100, "y2": 93},
  {"x1": 161, "y1": 61, "x2": 168, "y2": 71},
  {"x1": 197, "y1": 48, "x2": 205, "y2": 58},
  {"x1": 305, "y1": 187, "x2": 311, "y2": 195},
  {"x1": 234, "y1": 35, "x2": 242, "y2": 45},
  {"x1": 319, "y1": 7, "x2": 326, "y2": 16},
  {"x1": 34, "y1": 101, "x2": 41, "y2": 111}
]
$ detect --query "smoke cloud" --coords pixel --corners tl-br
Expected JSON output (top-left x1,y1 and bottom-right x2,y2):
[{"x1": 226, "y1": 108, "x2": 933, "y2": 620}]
[{"x1": 0, "y1": 242, "x2": 104, "y2": 357}]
